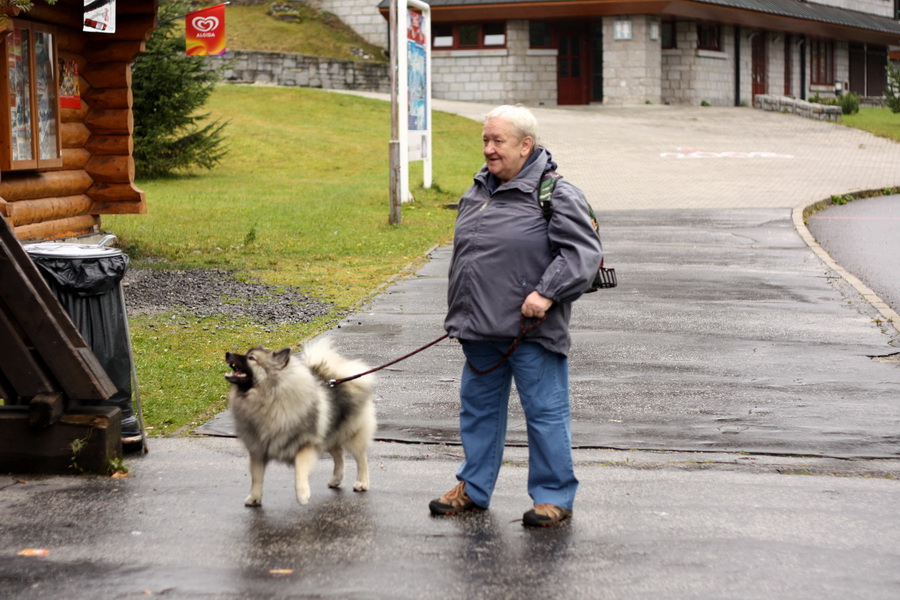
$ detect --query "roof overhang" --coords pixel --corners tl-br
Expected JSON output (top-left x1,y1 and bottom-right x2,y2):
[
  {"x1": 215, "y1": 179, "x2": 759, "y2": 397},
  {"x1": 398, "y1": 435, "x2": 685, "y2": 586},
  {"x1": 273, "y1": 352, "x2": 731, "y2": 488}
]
[{"x1": 378, "y1": 0, "x2": 900, "y2": 45}]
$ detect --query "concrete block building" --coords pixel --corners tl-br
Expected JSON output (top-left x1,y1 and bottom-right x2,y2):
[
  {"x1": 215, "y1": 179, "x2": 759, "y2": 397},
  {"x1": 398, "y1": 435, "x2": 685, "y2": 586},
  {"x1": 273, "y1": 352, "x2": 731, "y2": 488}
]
[{"x1": 322, "y1": 0, "x2": 900, "y2": 106}]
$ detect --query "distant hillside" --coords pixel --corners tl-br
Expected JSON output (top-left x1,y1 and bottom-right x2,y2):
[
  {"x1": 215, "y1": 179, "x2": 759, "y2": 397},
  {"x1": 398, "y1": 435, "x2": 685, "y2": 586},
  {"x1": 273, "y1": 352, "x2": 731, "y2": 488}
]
[{"x1": 222, "y1": 1, "x2": 387, "y2": 62}]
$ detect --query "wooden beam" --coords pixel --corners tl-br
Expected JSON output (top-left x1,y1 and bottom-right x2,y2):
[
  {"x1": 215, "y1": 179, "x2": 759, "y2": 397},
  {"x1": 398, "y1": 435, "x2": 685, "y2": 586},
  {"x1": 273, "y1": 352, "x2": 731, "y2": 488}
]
[
  {"x1": 28, "y1": 392, "x2": 64, "y2": 428},
  {"x1": 0, "y1": 215, "x2": 117, "y2": 401},
  {"x1": 0, "y1": 304, "x2": 55, "y2": 396}
]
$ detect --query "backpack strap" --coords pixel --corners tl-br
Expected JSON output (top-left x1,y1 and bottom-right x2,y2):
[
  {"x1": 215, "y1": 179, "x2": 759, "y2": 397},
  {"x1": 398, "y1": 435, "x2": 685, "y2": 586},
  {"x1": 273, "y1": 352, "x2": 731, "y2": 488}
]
[{"x1": 538, "y1": 172, "x2": 562, "y2": 221}]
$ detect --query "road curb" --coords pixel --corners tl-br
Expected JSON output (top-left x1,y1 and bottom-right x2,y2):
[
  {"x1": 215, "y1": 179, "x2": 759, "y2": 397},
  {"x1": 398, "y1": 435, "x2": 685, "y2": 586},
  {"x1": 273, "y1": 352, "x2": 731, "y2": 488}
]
[{"x1": 792, "y1": 198, "x2": 900, "y2": 335}]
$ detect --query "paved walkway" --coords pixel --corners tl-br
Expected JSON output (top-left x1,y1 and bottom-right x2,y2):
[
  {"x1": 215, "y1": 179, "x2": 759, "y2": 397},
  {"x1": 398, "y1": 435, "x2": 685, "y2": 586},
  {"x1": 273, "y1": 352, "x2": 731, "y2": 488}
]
[
  {"x1": 3, "y1": 97, "x2": 900, "y2": 600},
  {"x1": 429, "y1": 99, "x2": 900, "y2": 211}
]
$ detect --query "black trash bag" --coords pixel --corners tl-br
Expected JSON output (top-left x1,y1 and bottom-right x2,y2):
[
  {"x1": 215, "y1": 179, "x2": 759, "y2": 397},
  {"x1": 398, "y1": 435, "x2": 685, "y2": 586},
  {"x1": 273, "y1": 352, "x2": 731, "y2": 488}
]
[{"x1": 30, "y1": 253, "x2": 140, "y2": 438}]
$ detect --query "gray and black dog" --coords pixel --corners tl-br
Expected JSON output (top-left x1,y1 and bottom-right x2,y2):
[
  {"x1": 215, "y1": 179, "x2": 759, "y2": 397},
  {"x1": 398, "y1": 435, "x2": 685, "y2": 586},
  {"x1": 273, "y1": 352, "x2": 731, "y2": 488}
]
[{"x1": 225, "y1": 338, "x2": 376, "y2": 507}]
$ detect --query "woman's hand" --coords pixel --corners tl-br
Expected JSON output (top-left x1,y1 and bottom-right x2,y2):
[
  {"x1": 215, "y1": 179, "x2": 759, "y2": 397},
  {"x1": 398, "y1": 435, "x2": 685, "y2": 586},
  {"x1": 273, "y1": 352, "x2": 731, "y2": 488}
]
[{"x1": 521, "y1": 291, "x2": 553, "y2": 319}]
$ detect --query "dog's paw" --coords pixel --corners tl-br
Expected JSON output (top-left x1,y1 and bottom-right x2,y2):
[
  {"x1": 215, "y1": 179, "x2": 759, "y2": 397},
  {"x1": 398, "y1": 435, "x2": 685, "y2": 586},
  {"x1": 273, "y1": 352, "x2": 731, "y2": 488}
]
[
  {"x1": 352, "y1": 481, "x2": 369, "y2": 492},
  {"x1": 328, "y1": 477, "x2": 342, "y2": 489},
  {"x1": 296, "y1": 488, "x2": 311, "y2": 505},
  {"x1": 244, "y1": 495, "x2": 262, "y2": 507}
]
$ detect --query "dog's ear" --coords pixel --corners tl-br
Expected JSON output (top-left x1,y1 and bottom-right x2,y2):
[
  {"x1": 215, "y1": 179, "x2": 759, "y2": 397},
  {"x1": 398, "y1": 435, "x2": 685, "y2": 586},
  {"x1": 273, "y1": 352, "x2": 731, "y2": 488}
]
[{"x1": 272, "y1": 348, "x2": 292, "y2": 369}]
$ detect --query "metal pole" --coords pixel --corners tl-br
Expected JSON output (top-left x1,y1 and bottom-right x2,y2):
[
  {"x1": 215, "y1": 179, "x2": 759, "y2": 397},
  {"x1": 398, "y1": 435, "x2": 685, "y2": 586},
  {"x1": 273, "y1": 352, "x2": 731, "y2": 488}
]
[{"x1": 388, "y1": 0, "x2": 402, "y2": 224}]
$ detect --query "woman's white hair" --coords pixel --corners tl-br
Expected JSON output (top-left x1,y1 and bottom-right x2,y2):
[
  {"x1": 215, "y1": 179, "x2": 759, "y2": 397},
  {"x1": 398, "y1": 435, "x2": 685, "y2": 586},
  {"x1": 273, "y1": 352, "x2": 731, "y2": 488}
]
[{"x1": 483, "y1": 104, "x2": 540, "y2": 147}]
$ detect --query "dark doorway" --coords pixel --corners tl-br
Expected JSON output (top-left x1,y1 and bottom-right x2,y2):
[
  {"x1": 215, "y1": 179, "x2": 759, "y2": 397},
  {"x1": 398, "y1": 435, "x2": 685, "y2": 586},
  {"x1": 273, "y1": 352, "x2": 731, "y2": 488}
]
[
  {"x1": 784, "y1": 34, "x2": 792, "y2": 96},
  {"x1": 556, "y1": 25, "x2": 590, "y2": 105},
  {"x1": 751, "y1": 32, "x2": 767, "y2": 101},
  {"x1": 849, "y1": 43, "x2": 888, "y2": 97}
]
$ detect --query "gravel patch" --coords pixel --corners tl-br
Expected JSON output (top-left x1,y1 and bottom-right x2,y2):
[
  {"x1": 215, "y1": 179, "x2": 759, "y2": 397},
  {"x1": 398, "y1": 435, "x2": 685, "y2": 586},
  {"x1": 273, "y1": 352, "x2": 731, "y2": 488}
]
[{"x1": 122, "y1": 268, "x2": 333, "y2": 324}]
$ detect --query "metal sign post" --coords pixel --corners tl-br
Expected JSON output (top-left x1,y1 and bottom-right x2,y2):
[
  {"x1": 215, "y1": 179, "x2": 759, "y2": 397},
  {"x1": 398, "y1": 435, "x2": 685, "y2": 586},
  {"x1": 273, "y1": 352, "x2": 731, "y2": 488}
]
[{"x1": 389, "y1": 0, "x2": 432, "y2": 224}]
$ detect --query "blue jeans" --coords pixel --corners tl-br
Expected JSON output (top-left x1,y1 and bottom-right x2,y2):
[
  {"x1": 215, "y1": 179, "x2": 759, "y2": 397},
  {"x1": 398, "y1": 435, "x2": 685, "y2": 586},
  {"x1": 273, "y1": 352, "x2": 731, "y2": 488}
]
[{"x1": 456, "y1": 340, "x2": 578, "y2": 510}]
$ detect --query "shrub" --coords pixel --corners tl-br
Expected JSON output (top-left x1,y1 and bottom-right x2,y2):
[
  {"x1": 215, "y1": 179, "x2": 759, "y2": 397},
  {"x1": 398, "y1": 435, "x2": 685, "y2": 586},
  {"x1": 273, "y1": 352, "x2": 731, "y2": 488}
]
[
  {"x1": 839, "y1": 91, "x2": 860, "y2": 115},
  {"x1": 886, "y1": 61, "x2": 900, "y2": 114}
]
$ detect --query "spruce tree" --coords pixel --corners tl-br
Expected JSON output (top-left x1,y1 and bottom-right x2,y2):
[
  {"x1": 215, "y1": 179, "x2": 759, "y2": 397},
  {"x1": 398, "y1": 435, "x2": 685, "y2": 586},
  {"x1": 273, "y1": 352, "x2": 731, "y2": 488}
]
[{"x1": 132, "y1": 0, "x2": 228, "y2": 177}]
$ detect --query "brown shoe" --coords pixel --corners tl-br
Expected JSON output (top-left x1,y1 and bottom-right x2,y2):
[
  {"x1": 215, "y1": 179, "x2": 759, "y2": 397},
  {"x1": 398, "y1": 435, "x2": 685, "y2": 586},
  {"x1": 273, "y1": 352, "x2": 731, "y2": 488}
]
[
  {"x1": 429, "y1": 481, "x2": 484, "y2": 515},
  {"x1": 522, "y1": 504, "x2": 572, "y2": 527}
]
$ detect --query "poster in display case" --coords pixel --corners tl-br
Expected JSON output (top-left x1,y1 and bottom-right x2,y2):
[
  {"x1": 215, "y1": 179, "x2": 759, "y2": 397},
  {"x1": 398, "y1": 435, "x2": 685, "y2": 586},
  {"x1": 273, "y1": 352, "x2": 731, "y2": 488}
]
[{"x1": 1, "y1": 21, "x2": 62, "y2": 171}]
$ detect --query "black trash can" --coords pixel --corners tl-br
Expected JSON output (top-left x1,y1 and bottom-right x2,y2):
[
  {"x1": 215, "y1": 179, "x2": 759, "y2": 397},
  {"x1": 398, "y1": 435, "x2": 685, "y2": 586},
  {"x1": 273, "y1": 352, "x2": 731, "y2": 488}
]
[{"x1": 25, "y1": 237, "x2": 144, "y2": 449}]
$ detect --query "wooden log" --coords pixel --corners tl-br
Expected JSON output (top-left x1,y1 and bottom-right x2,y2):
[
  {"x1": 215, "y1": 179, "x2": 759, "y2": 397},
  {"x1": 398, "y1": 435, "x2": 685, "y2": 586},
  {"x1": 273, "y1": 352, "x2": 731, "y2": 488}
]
[
  {"x1": 62, "y1": 147, "x2": 91, "y2": 170},
  {"x1": 116, "y1": 2, "x2": 160, "y2": 15},
  {"x1": 93, "y1": 15, "x2": 158, "y2": 42},
  {"x1": 25, "y1": 2, "x2": 79, "y2": 27},
  {"x1": 85, "y1": 108, "x2": 133, "y2": 136},
  {"x1": 60, "y1": 102, "x2": 89, "y2": 124},
  {"x1": 83, "y1": 87, "x2": 132, "y2": 110},
  {"x1": 0, "y1": 171, "x2": 94, "y2": 202},
  {"x1": 86, "y1": 135, "x2": 133, "y2": 156},
  {"x1": 5, "y1": 195, "x2": 93, "y2": 226},
  {"x1": 81, "y1": 63, "x2": 131, "y2": 89},
  {"x1": 83, "y1": 41, "x2": 147, "y2": 64},
  {"x1": 86, "y1": 155, "x2": 135, "y2": 184},
  {"x1": 13, "y1": 215, "x2": 99, "y2": 242},
  {"x1": 61, "y1": 122, "x2": 91, "y2": 148},
  {"x1": 89, "y1": 183, "x2": 146, "y2": 211},
  {"x1": 56, "y1": 30, "x2": 86, "y2": 54},
  {"x1": 29, "y1": 393, "x2": 64, "y2": 428}
]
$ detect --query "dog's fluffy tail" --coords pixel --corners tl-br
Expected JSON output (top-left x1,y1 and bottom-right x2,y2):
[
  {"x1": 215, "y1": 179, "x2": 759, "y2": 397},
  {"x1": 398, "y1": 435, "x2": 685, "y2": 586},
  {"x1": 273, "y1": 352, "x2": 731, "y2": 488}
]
[{"x1": 302, "y1": 337, "x2": 375, "y2": 390}]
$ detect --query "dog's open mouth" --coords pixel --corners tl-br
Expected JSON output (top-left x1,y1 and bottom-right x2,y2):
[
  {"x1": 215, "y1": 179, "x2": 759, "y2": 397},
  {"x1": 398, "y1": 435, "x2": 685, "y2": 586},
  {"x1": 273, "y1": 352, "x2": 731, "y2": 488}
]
[
  {"x1": 225, "y1": 367, "x2": 248, "y2": 384},
  {"x1": 225, "y1": 353, "x2": 253, "y2": 387}
]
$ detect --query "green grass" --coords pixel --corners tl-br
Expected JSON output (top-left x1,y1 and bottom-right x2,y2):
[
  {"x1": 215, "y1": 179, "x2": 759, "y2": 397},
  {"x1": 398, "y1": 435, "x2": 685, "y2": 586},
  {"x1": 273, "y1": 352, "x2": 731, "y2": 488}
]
[
  {"x1": 842, "y1": 107, "x2": 900, "y2": 142},
  {"x1": 220, "y1": 3, "x2": 386, "y2": 61},
  {"x1": 106, "y1": 85, "x2": 482, "y2": 435}
]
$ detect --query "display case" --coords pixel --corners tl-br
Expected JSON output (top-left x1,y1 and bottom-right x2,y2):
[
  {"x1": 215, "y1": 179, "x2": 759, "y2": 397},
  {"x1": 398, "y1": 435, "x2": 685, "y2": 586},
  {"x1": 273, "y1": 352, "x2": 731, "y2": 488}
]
[{"x1": 1, "y1": 20, "x2": 62, "y2": 171}]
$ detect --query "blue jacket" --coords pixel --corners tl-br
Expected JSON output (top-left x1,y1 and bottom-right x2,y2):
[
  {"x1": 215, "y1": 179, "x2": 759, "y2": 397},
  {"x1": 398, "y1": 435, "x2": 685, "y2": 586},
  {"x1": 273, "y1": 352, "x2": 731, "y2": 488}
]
[{"x1": 444, "y1": 147, "x2": 603, "y2": 356}]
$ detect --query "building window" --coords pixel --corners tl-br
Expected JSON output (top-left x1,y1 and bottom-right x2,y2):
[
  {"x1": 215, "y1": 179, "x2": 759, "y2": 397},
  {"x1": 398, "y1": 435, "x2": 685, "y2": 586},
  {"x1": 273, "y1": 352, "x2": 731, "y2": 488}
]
[
  {"x1": 432, "y1": 22, "x2": 506, "y2": 50},
  {"x1": 530, "y1": 22, "x2": 553, "y2": 48},
  {"x1": 1, "y1": 20, "x2": 62, "y2": 171},
  {"x1": 661, "y1": 19, "x2": 677, "y2": 49},
  {"x1": 697, "y1": 23, "x2": 722, "y2": 51},
  {"x1": 810, "y1": 39, "x2": 834, "y2": 85}
]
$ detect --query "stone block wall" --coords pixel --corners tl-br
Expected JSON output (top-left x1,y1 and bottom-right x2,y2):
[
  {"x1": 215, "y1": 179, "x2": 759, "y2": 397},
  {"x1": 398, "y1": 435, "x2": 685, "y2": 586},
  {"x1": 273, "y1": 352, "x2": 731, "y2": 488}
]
[
  {"x1": 313, "y1": 0, "x2": 388, "y2": 48},
  {"x1": 755, "y1": 94, "x2": 842, "y2": 121},
  {"x1": 602, "y1": 16, "x2": 662, "y2": 105},
  {"x1": 662, "y1": 21, "x2": 736, "y2": 106},
  {"x1": 431, "y1": 20, "x2": 556, "y2": 106},
  {"x1": 205, "y1": 50, "x2": 390, "y2": 93}
]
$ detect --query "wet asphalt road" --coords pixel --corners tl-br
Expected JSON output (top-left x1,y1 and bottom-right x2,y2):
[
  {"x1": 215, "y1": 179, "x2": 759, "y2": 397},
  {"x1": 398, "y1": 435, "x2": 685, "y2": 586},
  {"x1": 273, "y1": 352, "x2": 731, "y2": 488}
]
[
  {"x1": 807, "y1": 194, "x2": 900, "y2": 315},
  {"x1": 3, "y1": 99, "x2": 900, "y2": 599}
]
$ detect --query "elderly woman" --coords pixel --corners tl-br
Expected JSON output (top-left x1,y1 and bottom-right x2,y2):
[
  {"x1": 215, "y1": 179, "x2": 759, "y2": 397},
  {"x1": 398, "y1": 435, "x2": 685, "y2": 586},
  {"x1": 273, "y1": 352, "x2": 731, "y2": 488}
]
[{"x1": 430, "y1": 105, "x2": 603, "y2": 527}]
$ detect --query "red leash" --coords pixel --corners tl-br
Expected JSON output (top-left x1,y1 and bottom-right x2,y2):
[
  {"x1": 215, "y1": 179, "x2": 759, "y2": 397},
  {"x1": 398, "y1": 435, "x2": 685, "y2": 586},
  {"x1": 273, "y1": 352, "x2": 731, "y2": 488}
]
[
  {"x1": 328, "y1": 315, "x2": 546, "y2": 387},
  {"x1": 328, "y1": 333, "x2": 449, "y2": 387},
  {"x1": 465, "y1": 315, "x2": 546, "y2": 375}
]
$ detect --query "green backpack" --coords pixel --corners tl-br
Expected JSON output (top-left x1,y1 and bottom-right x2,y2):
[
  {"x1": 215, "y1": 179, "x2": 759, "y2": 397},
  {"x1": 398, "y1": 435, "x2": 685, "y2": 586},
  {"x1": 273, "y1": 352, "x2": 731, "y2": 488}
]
[{"x1": 539, "y1": 172, "x2": 617, "y2": 292}]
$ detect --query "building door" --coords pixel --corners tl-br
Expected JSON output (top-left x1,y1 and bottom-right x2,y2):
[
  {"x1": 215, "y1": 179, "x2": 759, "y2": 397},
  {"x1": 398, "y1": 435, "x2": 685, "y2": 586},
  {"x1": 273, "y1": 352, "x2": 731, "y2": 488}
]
[
  {"x1": 849, "y1": 43, "x2": 865, "y2": 93},
  {"x1": 751, "y1": 32, "x2": 767, "y2": 101},
  {"x1": 865, "y1": 45, "x2": 887, "y2": 96},
  {"x1": 849, "y1": 43, "x2": 888, "y2": 96},
  {"x1": 556, "y1": 25, "x2": 590, "y2": 105},
  {"x1": 784, "y1": 35, "x2": 792, "y2": 96}
]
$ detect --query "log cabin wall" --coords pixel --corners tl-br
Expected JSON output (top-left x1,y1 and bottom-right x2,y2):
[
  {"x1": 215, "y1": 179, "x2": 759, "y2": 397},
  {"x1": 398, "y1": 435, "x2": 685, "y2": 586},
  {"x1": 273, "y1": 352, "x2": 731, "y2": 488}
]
[{"x1": 0, "y1": 0, "x2": 157, "y2": 241}]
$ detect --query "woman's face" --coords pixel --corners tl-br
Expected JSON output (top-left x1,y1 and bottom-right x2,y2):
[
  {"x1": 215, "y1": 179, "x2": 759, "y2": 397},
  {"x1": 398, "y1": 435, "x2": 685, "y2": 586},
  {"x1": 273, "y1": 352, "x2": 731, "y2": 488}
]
[{"x1": 482, "y1": 117, "x2": 533, "y2": 183}]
